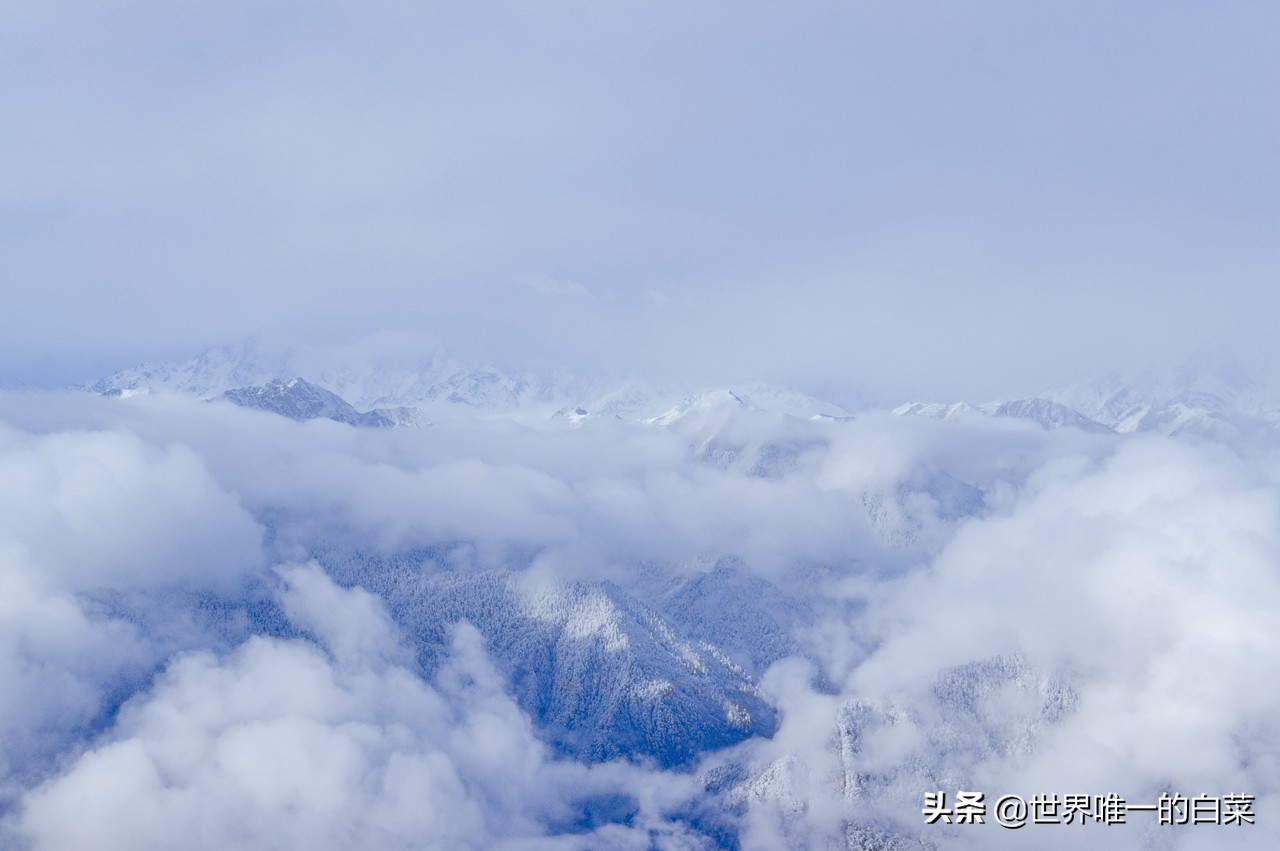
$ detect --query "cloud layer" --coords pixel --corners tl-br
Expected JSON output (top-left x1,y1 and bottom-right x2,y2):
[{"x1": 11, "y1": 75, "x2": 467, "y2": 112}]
[{"x1": 1, "y1": 390, "x2": 1277, "y2": 849}]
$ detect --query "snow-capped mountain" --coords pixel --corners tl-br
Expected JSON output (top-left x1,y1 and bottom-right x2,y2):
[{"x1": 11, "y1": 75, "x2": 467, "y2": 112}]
[
  {"x1": 645, "y1": 389, "x2": 756, "y2": 428},
  {"x1": 90, "y1": 340, "x2": 295, "y2": 399},
  {"x1": 300, "y1": 546, "x2": 777, "y2": 769},
  {"x1": 220, "y1": 378, "x2": 427, "y2": 428},
  {"x1": 642, "y1": 558, "x2": 812, "y2": 677},
  {"x1": 89, "y1": 341, "x2": 1280, "y2": 450},
  {"x1": 986, "y1": 397, "x2": 1114, "y2": 433},
  {"x1": 891, "y1": 401, "x2": 986, "y2": 423},
  {"x1": 90, "y1": 339, "x2": 567, "y2": 413},
  {"x1": 88, "y1": 339, "x2": 856, "y2": 425},
  {"x1": 645, "y1": 385, "x2": 851, "y2": 427},
  {"x1": 633, "y1": 389, "x2": 839, "y2": 478},
  {"x1": 724, "y1": 655, "x2": 1078, "y2": 848},
  {"x1": 893, "y1": 397, "x2": 1113, "y2": 434},
  {"x1": 893, "y1": 356, "x2": 1280, "y2": 441},
  {"x1": 1041, "y1": 356, "x2": 1280, "y2": 440}
]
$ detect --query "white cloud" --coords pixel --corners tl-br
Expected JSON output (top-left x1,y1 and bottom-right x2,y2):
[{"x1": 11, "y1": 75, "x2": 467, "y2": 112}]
[
  {"x1": 0, "y1": 418, "x2": 266, "y2": 810},
  {"x1": 15, "y1": 565, "x2": 710, "y2": 851},
  {"x1": 0, "y1": 423, "x2": 264, "y2": 592},
  {"x1": 730, "y1": 434, "x2": 1280, "y2": 848}
]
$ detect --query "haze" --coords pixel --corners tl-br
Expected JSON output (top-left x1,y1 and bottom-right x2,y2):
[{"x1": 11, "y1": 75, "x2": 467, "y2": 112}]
[{"x1": 3, "y1": 1, "x2": 1277, "y2": 397}]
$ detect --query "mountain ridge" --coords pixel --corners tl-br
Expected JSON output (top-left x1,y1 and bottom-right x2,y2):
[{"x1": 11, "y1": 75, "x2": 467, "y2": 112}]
[
  {"x1": 85, "y1": 340, "x2": 1280, "y2": 441},
  {"x1": 219, "y1": 377, "x2": 428, "y2": 428}
]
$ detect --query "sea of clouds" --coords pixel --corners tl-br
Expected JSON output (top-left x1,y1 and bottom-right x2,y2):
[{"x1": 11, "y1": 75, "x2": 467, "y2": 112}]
[{"x1": 0, "y1": 391, "x2": 1276, "y2": 849}]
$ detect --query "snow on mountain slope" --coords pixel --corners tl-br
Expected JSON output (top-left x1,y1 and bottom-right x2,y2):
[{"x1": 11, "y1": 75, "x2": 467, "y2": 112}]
[
  {"x1": 652, "y1": 392, "x2": 835, "y2": 477},
  {"x1": 856, "y1": 467, "x2": 988, "y2": 551},
  {"x1": 90, "y1": 340, "x2": 294, "y2": 399},
  {"x1": 1042, "y1": 356, "x2": 1280, "y2": 441},
  {"x1": 91, "y1": 341, "x2": 499, "y2": 413},
  {"x1": 893, "y1": 398, "x2": 1112, "y2": 433},
  {"x1": 645, "y1": 389, "x2": 755, "y2": 428},
  {"x1": 723, "y1": 655, "x2": 1079, "y2": 849},
  {"x1": 80, "y1": 337, "x2": 1280, "y2": 448},
  {"x1": 894, "y1": 360, "x2": 1280, "y2": 444},
  {"x1": 642, "y1": 558, "x2": 812, "y2": 677},
  {"x1": 89, "y1": 340, "x2": 858, "y2": 427},
  {"x1": 564, "y1": 380, "x2": 666, "y2": 420},
  {"x1": 219, "y1": 378, "x2": 428, "y2": 428},
  {"x1": 646, "y1": 385, "x2": 851, "y2": 428},
  {"x1": 221, "y1": 378, "x2": 381, "y2": 426},
  {"x1": 891, "y1": 401, "x2": 987, "y2": 423},
  {"x1": 987, "y1": 398, "x2": 1113, "y2": 433},
  {"x1": 304, "y1": 548, "x2": 776, "y2": 769},
  {"x1": 729, "y1": 382, "x2": 855, "y2": 420},
  {"x1": 89, "y1": 338, "x2": 569, "y2": 413}
]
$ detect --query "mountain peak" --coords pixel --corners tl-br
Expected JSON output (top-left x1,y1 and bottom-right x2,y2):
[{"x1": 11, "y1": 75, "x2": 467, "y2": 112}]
[
  {"x1": 1041, "y1": 355, "x2": 1278, "y2": 438},
  {"x1": 219, "y1": 377, "x2": 426, "y2": 428}
]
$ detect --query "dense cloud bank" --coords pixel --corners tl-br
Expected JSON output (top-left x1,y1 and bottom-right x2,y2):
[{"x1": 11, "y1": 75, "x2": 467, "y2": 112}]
[{"x1": 0, "y1": 392, "x2": 1277, "y2": 849}]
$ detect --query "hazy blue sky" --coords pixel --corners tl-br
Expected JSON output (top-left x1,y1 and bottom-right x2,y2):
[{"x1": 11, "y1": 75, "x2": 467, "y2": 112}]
[{"x1": 2, "y1": 1, "x2": 1276, "y2": 397}]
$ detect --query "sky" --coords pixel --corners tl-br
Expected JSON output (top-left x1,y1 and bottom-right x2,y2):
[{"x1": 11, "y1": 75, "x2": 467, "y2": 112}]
[{"x1": 2, "y1": 1, "x2": 1277, "y2": 398}]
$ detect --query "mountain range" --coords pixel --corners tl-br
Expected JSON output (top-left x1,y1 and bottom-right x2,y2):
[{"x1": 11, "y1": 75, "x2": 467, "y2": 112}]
[
  {"x1": 220, "y1": 378, "x2": 428, "y2": 428},
  {"x1": 88, "y1": 340, "x2": 1280, "y2": 444}
]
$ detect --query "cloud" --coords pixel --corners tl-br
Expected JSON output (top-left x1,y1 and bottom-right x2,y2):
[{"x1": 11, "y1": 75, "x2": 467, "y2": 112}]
[
  {"x1": 728, "y1": 434, "x2": 1280, "y2": 849},
  {"x1": 0, "y1": 392, "x2": 959, "y2": 844},
  {"x1": 3, "y1": 386, "x2": 1279, "y2": 848},
  {"x1": 0, "y1": 422, "x2": 264, "y2": 592},
  {"x1": 0, "y1": 418, "x2": 266, "y2": 813},
  {"x1": 0, "y1": 539, "x2": 148, "y2": 803},
  {"x1": 15, "y1": 565, "x2": 710, "y2": 851}
]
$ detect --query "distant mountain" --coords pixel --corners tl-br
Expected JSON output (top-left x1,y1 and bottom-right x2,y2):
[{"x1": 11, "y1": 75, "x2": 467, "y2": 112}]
[
  {"x1": 988, "y1": 397, "x2": 1114, "y2": 433},
  {"x1": 1041, "y1": 356, "x2": 1280, "y2": 440},
  {"x1": 644, "y1": 385, "x2": 851, "y2": 426},
  {"x1": 891, "y1": 401, "x2": 986, "y2": 423},
  {"x1": 893, "y1": 397, "x2": 1113, "y2": 434},
  {"x1": 219, "y1": 378, "x2": 427, "y2": 428},
  {"x1": 88, "y1": 339, "x2": 855, "y2": 424},
  {"x1": 892, "y1": 356, "x2": 1280, "y2": 444},
  {"x1": 92, "y1": 339, "x2": 1279, "y2": 445},
  {"x1": 645, "y1": 389, "x2": 754, "y2": 428},
  {"x1": 89, "y1": 339, "x2": 562, "y2": 412},
  {"x1": 91, "y1": 340, "x2": 293, "y2": 399}
]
